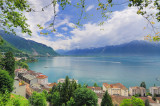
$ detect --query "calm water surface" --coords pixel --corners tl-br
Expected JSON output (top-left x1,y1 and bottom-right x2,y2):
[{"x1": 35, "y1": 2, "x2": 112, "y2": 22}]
[{"x1": 28, "y1": 56, "x2": 160, "y2": 88}]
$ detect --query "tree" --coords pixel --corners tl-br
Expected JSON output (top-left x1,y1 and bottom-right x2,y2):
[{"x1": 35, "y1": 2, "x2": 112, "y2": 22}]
[
  {"x1": 66, "y1": 97, "x2": 75, "y2": 106},
  {"x1": 120, "y1": 96, "x2": 145, "y2": 106},
  {"x1": 59, "y1": 76, "x2": 78, "y2": 104},
  {"x1": 140, "y1": 82, "x2": 146, "y2": 89},
  {"x1": 1, "y1": 0, "x2": 159, "y2": 37},
  {"x1": 29, "y1": 92, "x2": 47, "y2": 106},
  {"x1": 0, "y1": 91, "x2": 10, "y2": 105},
  {"x1": 49, "y1": 91, "x2": 61, "y2": 106},
  {"x1": 2, "y1": 51, "x2": 15, "y2": 78},
  {"x1": 0, "y1": 0, "x2": 31, "y2": 35},
  {"x1": 20, "y1": 62, "x2": 29, "y2": 70},
  {"x1": 145, "y1": 99, "x2": 149, "y2": 106},
  {"x1": 0, "y1": 69, "x2": 13, "y2": 94},
  {"x1": 73, "y1": 88, "x2": 98, "y2": 106},
  {"x1": 60, "y1": 76, "x2": 71, "y2": 103},
  {"x1": 101, "y1": 91, "x2": 113, "y2": 106},
  {"x1": 94, "y1": 83, "x2": 99, "y2": 87}
]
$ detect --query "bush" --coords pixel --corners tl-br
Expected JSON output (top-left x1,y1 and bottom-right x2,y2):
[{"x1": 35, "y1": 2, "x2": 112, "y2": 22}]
[
  {"x1": 0, "y1": 69, "x2": 13, "y2": 94},
  {"x1": 73, "y1": 88, "x2": 98, "y2": 106}
]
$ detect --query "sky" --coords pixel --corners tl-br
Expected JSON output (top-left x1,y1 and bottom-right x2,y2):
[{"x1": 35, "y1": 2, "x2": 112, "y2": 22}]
[{"x1": 16, "y1": 0, "x2": 159, "y2": 50}]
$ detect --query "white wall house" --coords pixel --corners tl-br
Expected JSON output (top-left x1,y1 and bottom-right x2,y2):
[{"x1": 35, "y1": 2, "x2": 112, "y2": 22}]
[
  {"x1": 129, "y1": 86, "x2": 146, "y2": 96},
  {"x1": 150, "y1": 87, "x2": 160, "y2": 96},
  {"x1": 87, "y1": 86, "x2": 103, "y2": 93},
  {"x1": 36, "y1": 75, "x2": 48, "y2": 85},
  {"x1": 103, "y1": 83, "x2": 128, "y2": 96}
]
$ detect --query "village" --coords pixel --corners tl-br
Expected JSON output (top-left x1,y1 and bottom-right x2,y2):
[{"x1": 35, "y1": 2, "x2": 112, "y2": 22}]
[{"x1": 13, "y1": 68, "x2": 160, "y2": 106}]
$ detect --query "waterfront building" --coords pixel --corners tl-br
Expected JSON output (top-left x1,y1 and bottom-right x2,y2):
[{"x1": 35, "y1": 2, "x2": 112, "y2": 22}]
[
  {"x1": 20, "y1": 74, "x2": 37, "y2": 84},
  {"x1": 129, "y1": 86, "x2": 146, "y2": 96},
  {"x1": 15, "y1": 68, "x2": 28, "y2": 77},
  {"x1": 36, "y1": 75, "x2": 48, "y2": 85},
  {"x1": 103, "y1": 83, "x2": 128, "y2": 96},
  {"x1": 149, "y1": 86, "x2": 160, "y2": 96},
  {"x1": 57, "y1": 78, "x2": 78, "y2": 83},
  {"x1": 87, "y1": 86, "x2": 103, "y2": 93}
]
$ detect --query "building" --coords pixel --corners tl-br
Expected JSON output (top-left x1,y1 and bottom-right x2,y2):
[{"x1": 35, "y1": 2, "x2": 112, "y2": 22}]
[
  {"x1": 87, "y1": 86, "x2": 103, "y2": 93},
  {"x1": 129, "y1": 86, "x2": 146, "y2": 96},
  {"x1": 41, "y1": 83, "x2": 58, "y2": 92},
  {"x1": 57, "y1": 78, "x2": 78, "y2": 83},
  {"x1": 36, "y1": 75, "x2": 48, "y2": 85},
  {"x1": 20, "y1": 74, "x2": 38, "y2": 84},
  {"x1": 27, "y1": 70, "x2": 42, "y2": 77},
  {"x1": 150, "y1": 87, "x2": 160, "y2": 96},
  {"x1": 103, "y1": 83, "x2": 128, "y2": 96},
  {"x1": 110, "y1": 95, "x2": 157, "y2": 106},
  {"x1": 15, "y1": 68, "x2": 28, "y2": 77}
]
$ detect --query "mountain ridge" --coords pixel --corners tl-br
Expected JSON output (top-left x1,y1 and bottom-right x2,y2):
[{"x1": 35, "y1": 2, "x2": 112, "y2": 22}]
[
  {"x1": 0, "y1": 31, "x2": 58, "y2": 56},
  {"x1": 57, "y1": 40, "x2": 160, "y2": 56}
]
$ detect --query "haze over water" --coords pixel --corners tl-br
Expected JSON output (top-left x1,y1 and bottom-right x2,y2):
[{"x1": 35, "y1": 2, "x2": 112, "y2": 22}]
[{"x1": 28, "y1": 56, "x2": 160, "y2": 88}]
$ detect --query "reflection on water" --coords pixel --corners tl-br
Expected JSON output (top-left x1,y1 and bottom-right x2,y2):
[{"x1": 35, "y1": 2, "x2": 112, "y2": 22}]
[{"x1": 28, "y1": 56, "x2": 160, "y2": 88}]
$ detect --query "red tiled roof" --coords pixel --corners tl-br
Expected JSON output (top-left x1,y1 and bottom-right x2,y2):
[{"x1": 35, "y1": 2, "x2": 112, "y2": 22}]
[
  {"x1": 111, "y1": 95, "x2": 156, "y2": 105},
  {"x1": 103, "y1": 83, "x2": 128, "y2": 90},
  {"x1": 130, "y1": 86, "x2": 145, "y2": 90},
  {"x1": 36, "y1": 75, "x2": 48, "y2": 79},
  {"x1": 48, "y1": 83, "x2": 57, "y2": 87},
  {"x1": 138, "y1": 97, "x2": 156, "y2": 103},
  {"x1": 87, "y1": 86, "x2": 102, "y2": 90},
  {"x1": 27, "y1": 70, "x2": 42, "y2": 76}
]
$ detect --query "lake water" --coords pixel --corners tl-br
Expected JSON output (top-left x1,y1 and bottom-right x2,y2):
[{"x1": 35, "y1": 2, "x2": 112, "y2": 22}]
[{"x1": 28, "y1": 56, "x2": 160, "y2": 88}]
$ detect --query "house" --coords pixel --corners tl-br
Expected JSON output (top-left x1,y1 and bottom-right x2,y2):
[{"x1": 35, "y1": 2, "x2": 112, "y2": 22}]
[
  {"x1": 129, "y1": 86, "x2": 146, "y2": 96},
  {"x1": 103, "y1": 83, "x2": 128, "y2": 96},
  {"x1": 41, "y1": 83, "x2": 58, "y2": 92},
  {"x1": 57, "y1": 78, "x2": 78, "y2": 83},
  {"x1": 27, "y1": 70, "x2": 42, "y2": 77},
  {"x1": 47, "y1": 82, "x2": 58, "y2": 88},
  {"x1": 150, "y1": 87, "x2": 160, "y2": 96},
  {"x1": 36, "y1": 75, "x2": 48, "y2": 85},
  {"x1": 110, "y1": 95, "x2": 157, "y2": 106},
  {"x1": 87, "y1": 86, "x2": 103, "y2": 93},
  {"x1": 20, "y1": 74, "x2": 38, "y2": 84},
  {"x1": 15, "y1": 68, "x2": 28, "y2": 77}
]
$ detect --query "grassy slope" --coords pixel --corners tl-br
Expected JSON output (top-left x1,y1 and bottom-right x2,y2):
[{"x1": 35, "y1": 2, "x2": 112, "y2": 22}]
[{"x1": 6, "y1": 94, "x2": 29, "y2": 106}]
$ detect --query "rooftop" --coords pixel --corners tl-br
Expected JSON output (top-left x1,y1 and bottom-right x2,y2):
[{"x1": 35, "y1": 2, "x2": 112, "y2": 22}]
[
  {"x1": 30, "y1": 83, "x2": 42, "y2": 92},
  {"x1": 87, "y1": 86, "x2": 102, "y2": 90},
  {"x1": 130, "y1": 86, "x2": 146, "y2": 89},
  {"x1": 27, "y1": 70, "x2": 42, "y2": 76},
  {"x1": 23, "y1": 74, "x2": 36, "y2": 80},
  {"x1": 103, "y1": 83, "x2": 128, "y2": 90},
  {"x1": 111, "y1": 95, "x2": 156, "y2": 105},
  {"x1": 150, "y1": 86, "x2": 159, "y2": 89},
  {"x1": 36, "y1": 75, "x2": 48, "y2": 79},
  {"x1": 48, "y1": 83, "x2": 57, "y2": 87}
]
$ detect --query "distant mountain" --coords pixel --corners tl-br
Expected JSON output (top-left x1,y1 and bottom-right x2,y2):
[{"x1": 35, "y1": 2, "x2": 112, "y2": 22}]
[
  {"x1": 59, "y1": 40, "x2": 160, "y2": 56},
  {"x1": 0, "y1": 31, "x2": 58, "y2": 56}
]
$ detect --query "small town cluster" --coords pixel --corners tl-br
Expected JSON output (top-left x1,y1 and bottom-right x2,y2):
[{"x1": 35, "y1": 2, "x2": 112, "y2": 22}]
[{"x1": 13, "y1": 68, "x2": 160, "y2": 105}]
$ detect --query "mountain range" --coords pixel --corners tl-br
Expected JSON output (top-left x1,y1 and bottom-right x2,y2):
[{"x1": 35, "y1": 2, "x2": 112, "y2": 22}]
[
  {"x1": 0, "y1": 31, "x2": 58, "y2": 56},
  {"x1": 57, "y1": 40, "x2": 160, "y2": 56}
]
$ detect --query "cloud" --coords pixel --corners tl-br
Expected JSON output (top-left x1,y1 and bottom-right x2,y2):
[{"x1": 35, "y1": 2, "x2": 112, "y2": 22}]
[
  {"x1": 50, "y1": 7, "x2": 154, "y2": 50},
  {"x1": 86, "y1": 5, "x2": 94, "y2": 12},
  {"x1": 61, "y1": 27, "x2": 68, "y2": 31},
  {"x1": 55, "y1": 33, "x2": 65, "y2": 37},
  {"x1": 16, "y1": 2, "x2": 159, "y2": 51}
]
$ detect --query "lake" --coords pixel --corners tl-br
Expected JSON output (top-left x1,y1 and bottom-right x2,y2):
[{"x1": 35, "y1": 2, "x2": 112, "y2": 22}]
[{"x1": 28, "y1": 56, "x2": 160, "y2": 88}]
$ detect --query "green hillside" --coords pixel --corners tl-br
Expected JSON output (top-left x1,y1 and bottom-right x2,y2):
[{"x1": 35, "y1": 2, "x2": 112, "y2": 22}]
[
  {"x1": 0, "y1": 39, "x2": 22, "y2": 53},
  {"x1": 0, "y1": 31, "x2": 58, "y2": 56}
]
